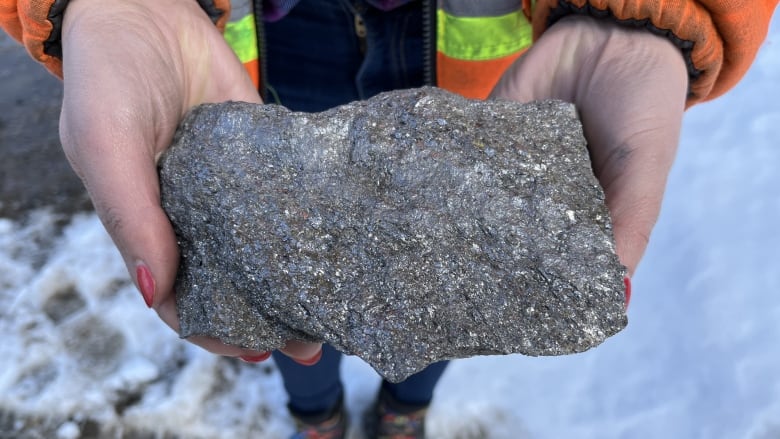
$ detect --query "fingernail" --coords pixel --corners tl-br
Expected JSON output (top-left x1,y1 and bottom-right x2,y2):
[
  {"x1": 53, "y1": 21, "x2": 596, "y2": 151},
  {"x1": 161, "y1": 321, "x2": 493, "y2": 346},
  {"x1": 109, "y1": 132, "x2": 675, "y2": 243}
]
[
  {"x1": 239, "y1": 352, "x2": 272, "y2": 363},
  {"x1": 136, "y1": 263, "x2": 156, "y2": 308},
  {"x1": 624, "y1": 277, "x2": 632, "y2": 309},
  {"x1": 293, "y1": 350, "x2": 323, "y2": 366}
]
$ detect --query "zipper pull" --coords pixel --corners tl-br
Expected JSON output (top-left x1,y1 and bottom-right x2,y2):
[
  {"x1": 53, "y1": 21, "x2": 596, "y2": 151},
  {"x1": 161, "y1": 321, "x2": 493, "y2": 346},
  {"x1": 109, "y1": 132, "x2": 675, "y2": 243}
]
[{"x1": 354, "y1": 13, "x2": 367, "y2": 54}]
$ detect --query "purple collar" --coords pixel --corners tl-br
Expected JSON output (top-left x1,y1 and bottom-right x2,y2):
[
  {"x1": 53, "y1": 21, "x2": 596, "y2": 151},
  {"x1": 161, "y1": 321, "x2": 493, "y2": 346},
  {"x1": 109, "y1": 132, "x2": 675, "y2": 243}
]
[{"x1": 263, "y1": 0, "x2": 415, "y2": 22}]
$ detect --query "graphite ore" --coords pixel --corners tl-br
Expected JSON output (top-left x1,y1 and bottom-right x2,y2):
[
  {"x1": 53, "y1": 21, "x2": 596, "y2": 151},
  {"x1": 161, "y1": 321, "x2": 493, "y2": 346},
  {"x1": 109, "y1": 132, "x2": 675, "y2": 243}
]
[{"x1": 159, "y1": 87, "x2": 628, "y2": 382}]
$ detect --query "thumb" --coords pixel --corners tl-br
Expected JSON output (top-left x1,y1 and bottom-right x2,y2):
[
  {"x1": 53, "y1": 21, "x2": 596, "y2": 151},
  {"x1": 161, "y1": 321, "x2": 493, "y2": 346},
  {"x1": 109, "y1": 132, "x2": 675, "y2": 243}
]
[{"x1": 59, "y1": 109, "x2": 180, "y2": 311}]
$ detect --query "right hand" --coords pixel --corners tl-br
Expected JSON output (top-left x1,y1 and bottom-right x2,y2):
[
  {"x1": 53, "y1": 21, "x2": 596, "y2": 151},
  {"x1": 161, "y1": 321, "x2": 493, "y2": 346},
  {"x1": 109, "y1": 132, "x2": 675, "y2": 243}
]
[
  {"x1": 490, "y1": 16, "x2": 688, "y2": 277},
  {"x1": 60, "y1": 0, "x2": 322, "y2": 363}
]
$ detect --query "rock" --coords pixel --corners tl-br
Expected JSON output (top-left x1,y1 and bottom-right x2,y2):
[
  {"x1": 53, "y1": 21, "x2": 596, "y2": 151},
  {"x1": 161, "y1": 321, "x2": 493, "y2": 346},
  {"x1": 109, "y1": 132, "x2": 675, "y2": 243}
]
[{"x1": 159, "y1": 87, "x2": 628, "y2": 382}]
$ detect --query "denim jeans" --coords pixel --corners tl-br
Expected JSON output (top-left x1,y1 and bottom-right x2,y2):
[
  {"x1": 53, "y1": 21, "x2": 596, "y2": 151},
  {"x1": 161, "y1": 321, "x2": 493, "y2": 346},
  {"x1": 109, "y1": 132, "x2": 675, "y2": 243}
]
[
  {"x1": 264, "y1": 0, "x2": 425, "y2": 111},
  {"x1": 264, "y1": 0, "x2": 448, "y2": 417}
]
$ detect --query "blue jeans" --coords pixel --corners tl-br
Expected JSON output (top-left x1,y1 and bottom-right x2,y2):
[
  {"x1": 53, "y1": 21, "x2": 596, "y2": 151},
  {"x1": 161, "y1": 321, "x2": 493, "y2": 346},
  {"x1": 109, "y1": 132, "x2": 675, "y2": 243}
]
[
  {"x1": 264, "y1": 0, "x2": 448, "y2": 417},
  {"x1": 264, "y1": 0, "x2": 425, "y2": 111}
]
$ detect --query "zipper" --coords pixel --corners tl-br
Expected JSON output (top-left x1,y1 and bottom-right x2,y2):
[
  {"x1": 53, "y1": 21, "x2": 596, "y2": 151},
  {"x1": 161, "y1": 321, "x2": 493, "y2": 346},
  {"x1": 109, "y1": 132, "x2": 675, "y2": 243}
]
[
  {"x1": 354, "y1": 12, "x2": 368, "y2": 55},
  {"x1": 421, "y1": 0, "x2": 436, "y2": 86},
  {"x1": 253, "y1": 0, "x2": 435, "y2": 94},
  {"x1": 252, "y1": 0, "x2": 269, "y2": 101}
]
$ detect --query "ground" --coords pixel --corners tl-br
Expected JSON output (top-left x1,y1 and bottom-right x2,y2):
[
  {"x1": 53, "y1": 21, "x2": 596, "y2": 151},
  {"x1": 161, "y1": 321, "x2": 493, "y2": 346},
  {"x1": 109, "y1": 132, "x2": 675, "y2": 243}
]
[{"x1": 0, "y1": 32, "x2": 91, "y2": 220}]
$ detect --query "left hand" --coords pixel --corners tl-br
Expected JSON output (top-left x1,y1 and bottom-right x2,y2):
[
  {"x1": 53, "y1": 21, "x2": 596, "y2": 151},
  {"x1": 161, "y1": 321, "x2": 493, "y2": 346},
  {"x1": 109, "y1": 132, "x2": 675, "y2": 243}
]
[
  {"x1": 60, "y1": 0, "x2": 322, "y2": 363},
  {"x1": 491, "y1": 16, "x2": 689, "y2": 276}
]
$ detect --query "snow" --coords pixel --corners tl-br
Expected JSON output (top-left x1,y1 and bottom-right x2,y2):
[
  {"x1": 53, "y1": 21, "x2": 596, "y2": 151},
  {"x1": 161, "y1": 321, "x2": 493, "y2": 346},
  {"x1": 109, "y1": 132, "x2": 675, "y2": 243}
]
[{"x1": 1, "y1": 15, "x2": 779, "y2": 439}]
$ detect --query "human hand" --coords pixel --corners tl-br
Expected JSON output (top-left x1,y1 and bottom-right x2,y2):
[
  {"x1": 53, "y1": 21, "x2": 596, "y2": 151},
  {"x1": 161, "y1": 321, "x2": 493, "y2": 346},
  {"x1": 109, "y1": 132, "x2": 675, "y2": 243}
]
[
  {"x1": 59, "y1": 0, "x2": 322, "y2": 363},
  {"x1": 491, "y1": 16, "x2": 688, "y2": 277}
]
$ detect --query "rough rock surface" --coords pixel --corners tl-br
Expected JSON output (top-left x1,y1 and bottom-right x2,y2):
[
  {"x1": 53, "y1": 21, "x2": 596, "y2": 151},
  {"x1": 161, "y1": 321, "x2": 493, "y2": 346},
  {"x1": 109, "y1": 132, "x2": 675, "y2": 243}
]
[{"x1": 159, "y1": 87, "x2": 627, "y2": 382}]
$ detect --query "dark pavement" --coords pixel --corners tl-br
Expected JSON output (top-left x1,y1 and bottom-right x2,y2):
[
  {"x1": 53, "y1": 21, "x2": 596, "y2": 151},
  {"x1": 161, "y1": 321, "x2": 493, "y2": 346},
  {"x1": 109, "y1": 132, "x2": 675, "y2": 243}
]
[{"x1": 0, "y1": 33, "x2": 91, "y2": 220}]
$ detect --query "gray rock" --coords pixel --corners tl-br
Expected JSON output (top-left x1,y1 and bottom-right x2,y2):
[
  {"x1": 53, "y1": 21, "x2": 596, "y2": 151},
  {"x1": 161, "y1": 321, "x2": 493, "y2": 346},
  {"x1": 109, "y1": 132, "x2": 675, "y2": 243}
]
[{"x1": 159, "y1": 87, "x2": 627, "y2": 382}]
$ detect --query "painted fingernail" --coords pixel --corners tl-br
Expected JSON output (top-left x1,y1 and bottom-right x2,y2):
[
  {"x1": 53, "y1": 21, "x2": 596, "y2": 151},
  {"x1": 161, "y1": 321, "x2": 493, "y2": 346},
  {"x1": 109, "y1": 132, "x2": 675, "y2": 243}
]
[
  {"x1": 624, "y1": 277, "x2": 632, "y2": 309},
  {"x1": 136, "y1": 264, "x2": 156, "y2": 308},
  {"x1": 293, "y1": 350, "x2": 323, "y2": 366},
  {"x1": 239, "y1": 352, "x2": 272, "y2": 363}
]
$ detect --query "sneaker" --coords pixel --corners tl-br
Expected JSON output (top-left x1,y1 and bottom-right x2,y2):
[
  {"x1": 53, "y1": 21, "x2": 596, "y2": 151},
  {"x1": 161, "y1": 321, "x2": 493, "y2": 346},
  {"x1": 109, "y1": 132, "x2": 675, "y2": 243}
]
[
  {"x1": 290, "y1": 400, "x2": 348, "y2": 439},
  {"x1": 364, "y1": 388, "x2": 428, "y2": 439}
]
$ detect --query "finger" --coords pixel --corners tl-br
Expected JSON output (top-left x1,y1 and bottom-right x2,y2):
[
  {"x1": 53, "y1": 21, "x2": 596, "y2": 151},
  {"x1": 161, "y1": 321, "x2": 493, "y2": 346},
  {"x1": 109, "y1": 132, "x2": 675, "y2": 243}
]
[
  {"x1": 578, "y1": 76, "x2": 686, "y2": 276},
  {"x1": 576, "y1": 97, "x2": 683, "y2": 276},
  {"x1": 577, "y1": 93, "x2": 684, "y2": 276},
  {"x1": 489, "y1": 48, "x2": 562, "y2": 104},
  {"x1": 279, "y1": 341, "x2": 324, "y2": 364},
  {"x1": 155, "y1": 295, "x2": 322, "y2": 362},
  {"x1": 601, "y1": 160, "x2": 669, "y2": 277},
  {"x1": 149, "y1": 298, "x2": 271, "y2": 359},
  {"x1": 60, "y1": 108, "x2": 181, "y2": 308}
]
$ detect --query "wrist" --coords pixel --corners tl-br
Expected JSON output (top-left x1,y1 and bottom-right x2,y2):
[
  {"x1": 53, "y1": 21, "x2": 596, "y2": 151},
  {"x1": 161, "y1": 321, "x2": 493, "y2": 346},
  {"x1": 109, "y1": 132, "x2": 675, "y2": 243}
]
[
  {"x1": 60, "y1": 0, "x2": 227, "y2": 61},
  {"x1": 533, "y1": 0, "x2": 735, "y2": 105},
  {"x1": 548, "y1": 16, "x2": 688, "y2": 101}
]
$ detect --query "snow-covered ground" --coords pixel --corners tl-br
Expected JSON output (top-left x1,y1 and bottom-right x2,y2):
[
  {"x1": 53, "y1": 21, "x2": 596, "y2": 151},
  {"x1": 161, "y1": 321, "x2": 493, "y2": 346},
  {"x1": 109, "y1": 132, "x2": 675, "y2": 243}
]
[{"x1": 1, "y1": 15, "x2": 779, "y2": 439}]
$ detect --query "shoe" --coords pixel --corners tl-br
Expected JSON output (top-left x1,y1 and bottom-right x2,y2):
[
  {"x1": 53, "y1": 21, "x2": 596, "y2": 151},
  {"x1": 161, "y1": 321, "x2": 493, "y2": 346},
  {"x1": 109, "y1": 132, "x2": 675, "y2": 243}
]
[
  {"x1": 289, "y1": 399, "x2": 348, "y2": 439},
  {"x1": 364, "y1": 388, "x2": 428, "y2": 439}
]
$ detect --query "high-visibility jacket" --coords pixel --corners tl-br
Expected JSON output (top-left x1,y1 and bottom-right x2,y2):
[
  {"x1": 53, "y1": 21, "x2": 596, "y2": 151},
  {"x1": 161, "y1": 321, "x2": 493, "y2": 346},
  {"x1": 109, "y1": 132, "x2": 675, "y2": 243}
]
[{"x1": 1, "y1": 0, "x2": 777, "y2": 106}]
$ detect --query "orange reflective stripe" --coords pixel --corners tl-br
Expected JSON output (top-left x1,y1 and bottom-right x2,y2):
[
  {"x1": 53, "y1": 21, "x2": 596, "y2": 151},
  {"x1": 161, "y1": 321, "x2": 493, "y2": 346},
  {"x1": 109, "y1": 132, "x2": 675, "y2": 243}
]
[
  {"x1": 435, "y1": 2, "x2": 532, "y2": 98},
  {"x1": 243, "y1": 58, "x2": 260, "y2": 89},
  {"x1": 437, "y1": 50, "x2": 525, "y2": 99}
]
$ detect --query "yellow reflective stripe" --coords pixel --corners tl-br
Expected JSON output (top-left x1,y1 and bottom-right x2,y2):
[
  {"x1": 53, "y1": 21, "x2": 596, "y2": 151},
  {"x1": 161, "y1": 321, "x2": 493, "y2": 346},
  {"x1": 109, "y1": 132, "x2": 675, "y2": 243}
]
[
  {"x1": 437, "y1": 9, "x2": 532, "y2": 61},
  {"x1": 223, "y1": 14, "x2": 258, "y2": 63}
]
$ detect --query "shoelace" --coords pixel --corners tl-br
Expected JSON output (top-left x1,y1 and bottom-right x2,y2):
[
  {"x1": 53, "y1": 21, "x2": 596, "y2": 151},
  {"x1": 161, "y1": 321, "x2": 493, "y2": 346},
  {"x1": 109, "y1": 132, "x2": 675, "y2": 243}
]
[
  {"x1": 374, "y1": 407, "x2": 427, "y2": 439},
  {"x1": 291, "y1": 411, "x2": 346, "y2": 439}
]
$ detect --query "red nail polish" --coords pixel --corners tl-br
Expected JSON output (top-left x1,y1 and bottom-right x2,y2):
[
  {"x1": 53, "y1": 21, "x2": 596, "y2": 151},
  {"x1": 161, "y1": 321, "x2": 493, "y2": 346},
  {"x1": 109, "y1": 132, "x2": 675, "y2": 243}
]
[
  {"x1": 136, "y1": 264, "x2": 156, "y2": 308},
  {"x1": 624, "y1": 277, "x2": 632, "y2": 309},
  {"x1": 239, "y1": 352, "x2": 272, "y2": 363},
  {"x1": 294, "y1": 350, "x2": 323, "y2": 366}
]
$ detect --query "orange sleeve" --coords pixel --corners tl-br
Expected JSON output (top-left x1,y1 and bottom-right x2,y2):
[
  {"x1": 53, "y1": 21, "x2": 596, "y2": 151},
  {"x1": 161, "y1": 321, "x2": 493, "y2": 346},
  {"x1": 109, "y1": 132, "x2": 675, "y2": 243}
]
[
  {"x1": 0, "y1": 0, "x2": 232, "y2": 79},
  {"x1": 530, "y1": 0, "x2": 779, "y2": 106}
]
